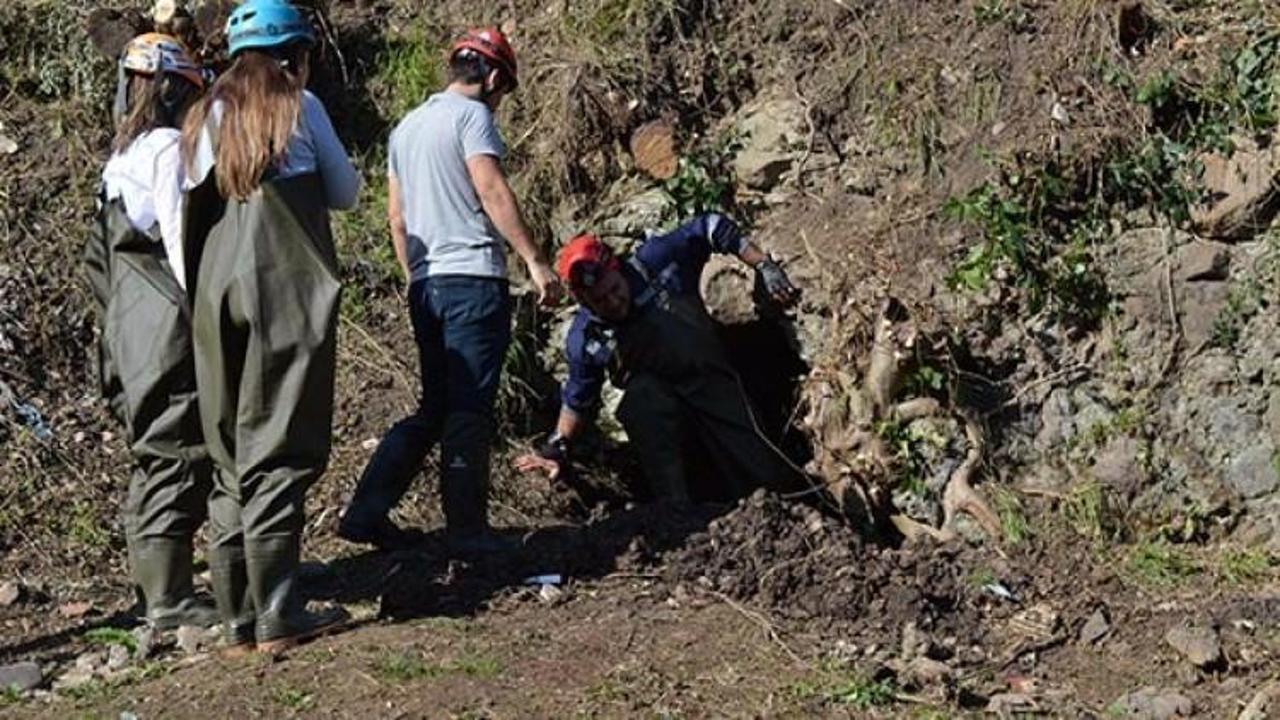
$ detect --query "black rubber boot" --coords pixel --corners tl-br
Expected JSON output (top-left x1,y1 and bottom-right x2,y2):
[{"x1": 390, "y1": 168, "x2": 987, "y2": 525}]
[
  {"x1": 208, "y1": 543, "x2": 256, "y2": 653},
  {"x1": 245, "y1": 536, "x2": 349, "y2": 654},
  {"x1": 440, "y1": 412, "x2": 518, "y2": 557},
  {"x1": 340, "y1": 417, "x2": 433, "y2": 550},
  {"x1": 132, "y1": 537, "x2": 220, "y2": 630}
]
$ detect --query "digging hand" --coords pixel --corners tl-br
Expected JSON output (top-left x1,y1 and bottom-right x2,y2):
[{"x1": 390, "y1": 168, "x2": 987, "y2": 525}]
[
  {"x1": 528, "y1": 260, "x2": 565, "y2": 307},
  {"x1": 756, "y1": 257, "x2": 800, "y2": 307},
  {"x1": 515, "y1": 433, "x2": 571, "y2": 482}
]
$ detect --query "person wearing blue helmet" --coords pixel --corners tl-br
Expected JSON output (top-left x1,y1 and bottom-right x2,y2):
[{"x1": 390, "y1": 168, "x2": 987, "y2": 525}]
[{"x1": 179, "y1": 0, "x2": 359, "y2": 655}]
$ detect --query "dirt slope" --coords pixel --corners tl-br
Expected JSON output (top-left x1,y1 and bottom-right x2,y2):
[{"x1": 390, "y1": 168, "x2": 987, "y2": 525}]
[{"x1": 2, "y1": 0, "x2": 1280, "y2": 717}]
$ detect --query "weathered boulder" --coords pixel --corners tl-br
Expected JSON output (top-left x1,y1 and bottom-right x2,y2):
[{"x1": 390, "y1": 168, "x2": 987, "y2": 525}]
[
  {"x1": 1110, "y1": 687, "x2": 1194, "y2": 719},
  {"x1": 1091, "y1": 436, "x2": 1146, "y2": 502},
  {"x1": 732, "y1": 97, "x2": 808, "y2": 191},
  {"x1": 1192, "y1": 134, "x2": 1280, "y2": 240},
  {"x1": 1164, "y1": 624, "x2": 1223, "y2": 668}
]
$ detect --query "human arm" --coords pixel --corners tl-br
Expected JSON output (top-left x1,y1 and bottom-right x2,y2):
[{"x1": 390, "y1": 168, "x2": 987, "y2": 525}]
[
  {"x1": 303, "y1": 92, "x2": 360, "y2": 210},
  {"x1": 152, "y1": 136, "x2": 188, "y2": 289},
  {"x1": 513, "y1": 316, "x2": 606, "y2": 480},
  {"x1": 643, "y1": 212, "x2": 799, "y2": 306},
  {"x1": 386, "y1": 172, "x2": 410, "y2": 282},
  {"x1": 466, "y1": 154, "x2": 561, "y2": 305}
]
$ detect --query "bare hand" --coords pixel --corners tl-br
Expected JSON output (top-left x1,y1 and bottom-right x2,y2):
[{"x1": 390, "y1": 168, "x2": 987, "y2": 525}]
[
  {"x1": 513, "y1": 452, "x2": 563, "y2": 482},
  {"x1": 528, "y1": 261, "x2": 565, "y2": 307}
]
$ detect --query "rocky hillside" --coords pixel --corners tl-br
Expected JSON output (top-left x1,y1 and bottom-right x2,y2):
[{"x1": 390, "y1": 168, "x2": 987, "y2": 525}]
[{"x1": 1, "y1": 0, "x2": 1279, "y2": 716}]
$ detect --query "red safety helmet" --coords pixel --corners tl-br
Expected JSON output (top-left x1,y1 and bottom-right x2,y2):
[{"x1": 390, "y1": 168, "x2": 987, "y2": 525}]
[
  {"x1": 450, "y1": 27, "x2": 518, "y2": 89},
  {"x1": 557, "y1": 233, "x2": 620, "y2": 291}
]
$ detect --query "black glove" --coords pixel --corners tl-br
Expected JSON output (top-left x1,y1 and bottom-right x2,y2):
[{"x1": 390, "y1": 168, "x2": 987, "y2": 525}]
[
  {"x1": 536, "y1": 433, "x2": 571, "y2": 466},
  {"x1": 756, "y1": 257, "x2": 800, "y2": 307}
]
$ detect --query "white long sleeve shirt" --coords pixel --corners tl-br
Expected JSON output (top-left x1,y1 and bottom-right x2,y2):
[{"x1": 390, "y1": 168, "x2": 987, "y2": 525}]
[{"x1": 102, "y1": 128, "x2": 190, "y2": 289}]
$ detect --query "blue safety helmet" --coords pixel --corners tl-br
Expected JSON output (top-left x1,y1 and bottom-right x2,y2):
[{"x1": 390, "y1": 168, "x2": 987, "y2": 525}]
[{"x1": 226, "y1": 0, "x2": 315, "y2": 57}]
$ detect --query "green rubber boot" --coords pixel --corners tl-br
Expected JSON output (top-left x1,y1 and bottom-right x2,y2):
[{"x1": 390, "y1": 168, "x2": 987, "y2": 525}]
[
  {"x1": 132, "y1": 537, "x2": 220, "y2": 630},
  {"x1": 245, "y1": 536, "x2": 348, "y2": 654},
  {"x1": 208, "y1": 543, "x2": 256, "y2": 652}
]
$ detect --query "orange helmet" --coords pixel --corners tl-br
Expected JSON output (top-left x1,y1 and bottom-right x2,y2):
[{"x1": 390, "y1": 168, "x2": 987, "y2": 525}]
[
  {"x1": 450, "y1": 27, "x2": 518, "y2": 89},
  {"x1": 557, "y1": 234, "x2": 620, "y2": 291},
  {"x1": 121, "y1": 33, "x2": 203, "y2": 89}
]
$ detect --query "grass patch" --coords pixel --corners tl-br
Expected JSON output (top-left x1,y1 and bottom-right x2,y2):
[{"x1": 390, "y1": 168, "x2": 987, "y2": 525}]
[
  {"x1": 272, "y1": 686, "x2": 314, "y2": 712},
  {"x1": 0, "y1": 685, "x2": 24, "y2": 705},
  {"x1": 83, "y1": 627, "x2": 137, "y2": 654},
  {"x1": 370, "y1": 32, "x2": 444, "y2": 122},
  {"x1": 372, "y1": 648, "x2": 503, "y2": 684},
  {"x1": 994, "y1": 488, "x2": 1031, "y2": 546},
  {"x1": 1125, "y1": 540, "x2": 1201, "y2": 588},
  {"x1": 786, "y1": 660, "x2": 898, "y2": 710},
  {"x1": 374, "y1": 651, "x2": 436, "y2": 683},
  {"x1": 1220, "y1": 549, "x2": 1276, "y2": 585},
  {"x1": 1062, "y1": 481, "x2": 1110, "y2": 541}
]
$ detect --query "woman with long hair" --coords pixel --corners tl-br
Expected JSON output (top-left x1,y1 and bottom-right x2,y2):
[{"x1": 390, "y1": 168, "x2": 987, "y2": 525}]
[
  {"x1": 180, "y1": 0, "x2": 359, "y2": 654},
  {"x1": 84, "y1": 33, "x2": 218, "y2": 630}
]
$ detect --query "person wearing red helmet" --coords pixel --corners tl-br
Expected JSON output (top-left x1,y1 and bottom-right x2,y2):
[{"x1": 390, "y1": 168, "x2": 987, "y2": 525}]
[
  {"x1": 339, "y1": 26, "x2": 562, "y2": 554},
  {"x1": 515, "y1": 214, "x2": 807, "y2": 504}
]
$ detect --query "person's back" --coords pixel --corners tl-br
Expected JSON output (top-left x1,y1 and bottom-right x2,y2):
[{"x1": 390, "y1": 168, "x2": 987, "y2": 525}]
[
  {"x1": 340, "y1": 27, "x2": 563, "y2": 554},
  {"x1": 390, "y1": 90, "x2": 507, "y2": 281}
]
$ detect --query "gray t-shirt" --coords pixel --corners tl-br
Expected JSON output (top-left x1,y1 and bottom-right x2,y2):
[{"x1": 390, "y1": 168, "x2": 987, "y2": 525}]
[{"x1": 389, "y1": 91, "x2": 508, "y2": 281}]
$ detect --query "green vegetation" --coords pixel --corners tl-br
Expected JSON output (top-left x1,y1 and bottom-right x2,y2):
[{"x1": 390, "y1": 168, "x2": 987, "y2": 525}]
[
  {"x1": 1062, "y1": 481, "x2": 1110, "y2": 541},
  {"x1": 944, "y1": 162, "x2": 1111, "y2": 328},
  {"x1": 1, "y1": 685, "x2": 24, "y2": 705},
  {"x1": 83, "y1": 627, "x2": 137, "y2": 654},
  {"x1": 370, "y1": 32, "x2": 444, "y2": 122},
  {"x1": 1220, "y1": 548, "x2": 1276, "y2": 585},
  {"x1": 994, "y1": 488, "x2": 1031, "y2": 546},
  {"x1": 1125, "y1": 540, "x2": 1201, "y2": 588},
  {"x1": 372, "y1": 648, "x2": 504, "y2": 684},
  {"x1": 787, "y1": 660, "x2": 897, "y2": 709},
  {"x1": 272, "y1": 686, "x2": 314, "y2": 712},
  {"x1": 664, "y1": 134, "x2": 740, "y2": 219}
]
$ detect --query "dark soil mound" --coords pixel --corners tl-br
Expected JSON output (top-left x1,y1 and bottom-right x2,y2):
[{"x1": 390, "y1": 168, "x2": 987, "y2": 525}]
[{"x1": 665, "y1": 491, "x2": 993, "y2": 639}]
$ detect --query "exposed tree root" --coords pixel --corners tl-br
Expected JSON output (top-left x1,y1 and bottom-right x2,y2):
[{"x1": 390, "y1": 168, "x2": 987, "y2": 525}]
[{"x1": 802, "y1": 297, "x2": 1003, "y2": 544}]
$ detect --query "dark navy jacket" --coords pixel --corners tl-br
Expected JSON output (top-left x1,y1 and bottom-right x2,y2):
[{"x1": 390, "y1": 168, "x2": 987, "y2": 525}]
[{"x1": 561, "y1": 213, "x2": 747, "y2": 415}]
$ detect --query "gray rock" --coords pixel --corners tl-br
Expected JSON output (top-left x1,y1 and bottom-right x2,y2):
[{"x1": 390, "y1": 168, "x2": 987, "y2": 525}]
[
  {"x1": 594, "y1": 187, "x2": 673, "y2": 240},
  {"x1": 1110, "y1": 687, "x2": 1194, "y2": 719},
  {"x1": 1192, "y1": 136, "x2": 1280, "y2": 240},
  {"x1": 0, "y1": 135, "x2": 16, "y2": 156},
  {"x1": 105, "y1": 644, "x2": 130, "y2": 672},
  {"x1": 1164, "y1": 624, "x2": 1223, "y2": 668},
  {"x1": 1091, "y1": 436, "x2": 1145, "y2": 501},
  {"x1": 1035, "y1": 388, "x2": 1075, "y2": 451},
  {"x1": 1267, "y1": 391, "x2": 1280, "y2": 443},
  {"x1": 131, "y1": 626, "x2": 156, "y2": 660},
  {"x1": 1179, "y1": 281, "x2": 1232, "y2": 349},
  {"x1": 1208, "y1": 401, "x2": 1260, "y2": 452},
  {"x1": 1079, "y1": 608, "x2": 1111, "y2": 645},
  {"x1": 175, "y1": 624, "x2": 204, "y2": 656},
  {"x1": 732, "y1": 98, "x2": 807, "y2": 191},
  {"x1": 0, "y1": 662, "x2": 43, "y2": 692},
  {"x1": 1226, "y1": 444, "x2": 1280, "y2": 500},
  {"x1": 0, "y1": 581, "x2": 21, "y2": 606},
  {"x1": 1175, "y1": 240, "x2": 1231, "y2": 282},
  {"x1": 1239, "y1": 682, "x2": 1280, "y2": 720}
]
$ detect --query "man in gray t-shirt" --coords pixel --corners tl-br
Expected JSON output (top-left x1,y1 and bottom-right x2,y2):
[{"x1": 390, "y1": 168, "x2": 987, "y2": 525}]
[
  {"x1": 388, "y1": 91, "x2": 508, "y2": 280},
  {"x1": 341, "y1": 27, "x2": 562, "y2": 554}
]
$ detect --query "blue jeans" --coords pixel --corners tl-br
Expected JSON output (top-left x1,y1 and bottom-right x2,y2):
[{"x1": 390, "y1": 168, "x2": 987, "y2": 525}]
[{"x1": 345, "y1": 275, "x2": 511, "y2": 532}]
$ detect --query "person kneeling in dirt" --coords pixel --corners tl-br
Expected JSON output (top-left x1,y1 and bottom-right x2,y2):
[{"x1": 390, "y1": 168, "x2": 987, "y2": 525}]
[
  {"x1": 515, "y1": 215, "x2": 811, "y2": 503},
  {"x1": 83, "y1": 33, "x2": 219, "y2": 631}
]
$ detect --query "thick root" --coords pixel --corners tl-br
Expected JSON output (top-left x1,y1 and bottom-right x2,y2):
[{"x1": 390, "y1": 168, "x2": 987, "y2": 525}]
[
  {"x1": 940, "y1": 421, "x2": 1002, "y2": 540},
  {"x1": 891, "y1": 397, "x2": 941, "y2": 422},
  {"x1": 890, "y1": 514, "x2": 956, "y2": 544}
]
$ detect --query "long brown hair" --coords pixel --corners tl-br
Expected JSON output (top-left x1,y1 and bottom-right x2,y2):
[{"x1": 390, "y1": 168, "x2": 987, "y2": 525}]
[
  {"x1": 181, "y1": 47, "x2": 308, "y2": 201},
  {"x1": 113, "y1": 74, "x2": 200, "y2": 154}
]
